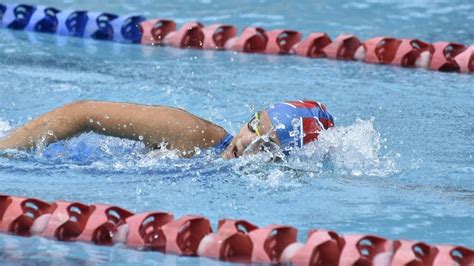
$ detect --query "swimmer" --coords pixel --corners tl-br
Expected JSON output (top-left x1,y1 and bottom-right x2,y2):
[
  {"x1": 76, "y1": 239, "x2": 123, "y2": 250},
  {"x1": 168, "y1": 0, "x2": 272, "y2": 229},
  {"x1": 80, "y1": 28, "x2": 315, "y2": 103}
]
[{"x1": 0, "y1": 100, "x2": 334, "y2": 159}]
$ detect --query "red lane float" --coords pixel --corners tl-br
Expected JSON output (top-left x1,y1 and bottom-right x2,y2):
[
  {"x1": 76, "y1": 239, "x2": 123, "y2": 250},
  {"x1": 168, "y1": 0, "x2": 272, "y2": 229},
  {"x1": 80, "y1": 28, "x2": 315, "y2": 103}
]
[
  {"x1": 199, "y1": 219, "x2": 257, "y2": 263},
  {"x1": 202, "y1": 24, "x2": 237, "y2": 50},
  {"x1": 454, "y1": 45, "x2": 474, "y2": 73},
  {"x1": 322, "y1": 34, "x2": 361, "y2": 60},
  {"x1": 248, "y1": 224, "x2": 297, "y2": 264},
  {"x1": 0, "y1": 195, "x2": 51, "y2": 236},
  {"x1": 432, "y1": 245, "x2": 474, "y2": 266},
  {"x1": 140, "y1": 19, "x2": 176, "y2": 45},
  {"x1": 338, "y1": 234, "x2": 392, "y2": 265},
  {"x1": 125, "y1": 211, "x2": 174, "y2": 251},
  {"x1": 166, "y1": 22, "x2": 205, "y2": 49},
  {"x1": 264, "y1": 29, "x2": 302, "y2": 55},
  {"x1": 429, "y1": 42, "x2": 466, "y2": 72},
  {"x1": 0, "y1": 193, "x2": 473, "y2": 265},
  {"x1": 230, "y1": 27, "x2": 268, "y2": 53},
  {"x1": 161, "y1": 215, "x2": 212, "y2": 256},
  {"x1": 391, "y1": 39, "x2": 433, "y2": 67},
  {"x1": 76, "y1": 204, "x2": 133, "y2": 245},
  {"x1": 40, "y1": 201, "x2": 93, "y2": 241},
  {"x1": 391, "y1": 240, "x2": 437, "y2": 265},
  {"x1": 290, "y1": 230, "x2": 344, "y2": 266},
  {"x1": 363, "y1": 37, "x2": 402, "y2": 64},
  {"x1": 293, "y1": 32, "x2": 332, "y2": 58}
]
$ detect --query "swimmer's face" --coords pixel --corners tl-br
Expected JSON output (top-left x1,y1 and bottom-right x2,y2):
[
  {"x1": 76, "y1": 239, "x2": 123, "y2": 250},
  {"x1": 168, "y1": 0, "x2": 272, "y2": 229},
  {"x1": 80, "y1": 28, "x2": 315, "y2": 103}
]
[{"x1": 223, "y1": 111, "x2": 280, "y2": 159}]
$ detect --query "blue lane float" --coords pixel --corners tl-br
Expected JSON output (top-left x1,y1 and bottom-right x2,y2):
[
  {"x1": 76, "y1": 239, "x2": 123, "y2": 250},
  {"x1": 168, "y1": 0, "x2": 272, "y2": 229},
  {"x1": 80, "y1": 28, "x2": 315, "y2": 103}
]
[
  {"x1": 1, "y1": 3, "x2": 37, "y2": 30},
  {"x1": 0, "y1": 3, "x2": 145, "y2": 43}
]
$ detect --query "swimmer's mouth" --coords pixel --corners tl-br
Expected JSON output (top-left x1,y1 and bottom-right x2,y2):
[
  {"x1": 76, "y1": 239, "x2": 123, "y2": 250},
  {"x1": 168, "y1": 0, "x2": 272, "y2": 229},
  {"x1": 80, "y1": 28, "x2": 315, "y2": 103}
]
[{"x1": 233, "y1": 146, "x2": 239, "y2": 158}]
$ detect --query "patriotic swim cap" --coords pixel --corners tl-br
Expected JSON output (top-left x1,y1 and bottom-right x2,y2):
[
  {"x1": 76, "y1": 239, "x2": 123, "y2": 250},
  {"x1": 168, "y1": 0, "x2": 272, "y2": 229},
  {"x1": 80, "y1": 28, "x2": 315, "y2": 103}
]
[{"x1": 265, "y1": 100, "x2": 334, "y2": 151}]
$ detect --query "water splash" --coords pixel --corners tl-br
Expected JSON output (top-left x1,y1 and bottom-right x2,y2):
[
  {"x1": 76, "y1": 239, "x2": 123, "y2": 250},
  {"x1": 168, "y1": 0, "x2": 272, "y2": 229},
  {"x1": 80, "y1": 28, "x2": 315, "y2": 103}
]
[
  {"x1": 27, "y1": 132, "x2": 214, "y2": 177},
  {"x1": 295, "y1": 118, "x2": 399, "y2": 177},
  {"x1": 231, "y1": 118, "x2": 399, "y2": 186},
  {"x1": 0, "y1": 118, "x2": 12, "y2": 136},
  {"x1": 36, "y1": 132, "x2": 147, "y2": 166},
  {"x1": 2, "y1": 118, "x2": 397, "y2": 181}
]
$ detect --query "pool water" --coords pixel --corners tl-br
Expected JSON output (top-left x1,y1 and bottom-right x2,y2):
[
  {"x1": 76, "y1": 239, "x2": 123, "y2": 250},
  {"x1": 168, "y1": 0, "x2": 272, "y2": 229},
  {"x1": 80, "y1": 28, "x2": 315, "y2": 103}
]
[{"x1": 1, "y1": 0, "x2": 473, "y2": 264}]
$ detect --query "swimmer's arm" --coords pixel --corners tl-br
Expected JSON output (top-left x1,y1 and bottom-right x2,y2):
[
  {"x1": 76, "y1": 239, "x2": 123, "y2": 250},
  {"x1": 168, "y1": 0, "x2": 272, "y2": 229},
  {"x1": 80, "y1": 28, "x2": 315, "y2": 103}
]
[
  {"x1": 0, "y1": 100, "x2": 227, "y2": 156},
  {"x1": 0, "y1": 102, "x2": 84, "y2": 151}
]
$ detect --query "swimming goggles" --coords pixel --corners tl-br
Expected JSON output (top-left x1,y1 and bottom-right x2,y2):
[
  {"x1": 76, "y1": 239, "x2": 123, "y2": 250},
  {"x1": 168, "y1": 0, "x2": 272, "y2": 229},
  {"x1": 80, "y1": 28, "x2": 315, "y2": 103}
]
[
  {"x1": 245, "y1": 112, "x2": 284, "y2": 160},
  {"x1": 248, "y1": 112, "x2": 262, "y2": 136}
]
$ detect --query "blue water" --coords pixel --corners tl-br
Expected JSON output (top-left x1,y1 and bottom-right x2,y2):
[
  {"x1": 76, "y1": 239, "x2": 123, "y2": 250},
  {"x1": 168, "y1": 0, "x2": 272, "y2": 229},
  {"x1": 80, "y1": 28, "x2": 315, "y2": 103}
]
[{"x1": 1, "y1": 0, "x2": 473, "y2": 265}]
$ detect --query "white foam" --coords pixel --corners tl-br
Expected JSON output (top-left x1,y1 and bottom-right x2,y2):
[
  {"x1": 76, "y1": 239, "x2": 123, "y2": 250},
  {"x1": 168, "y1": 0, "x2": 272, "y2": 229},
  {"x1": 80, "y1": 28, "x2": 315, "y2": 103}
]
[
  {"x1": 232, "y1": 118, "x2": 398, "y2": 186},
  {"x1": 0, "y1": 118, "x2": 12, "y2": 137},
  {"x1": 296, "y1": 118, "x2": 398, "y2": 177}
]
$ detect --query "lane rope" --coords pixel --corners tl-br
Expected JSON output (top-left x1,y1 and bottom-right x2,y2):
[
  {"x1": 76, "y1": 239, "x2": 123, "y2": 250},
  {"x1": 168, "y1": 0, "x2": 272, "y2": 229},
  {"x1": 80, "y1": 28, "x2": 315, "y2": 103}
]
[
  {"x1": 0, "y1": 194, "x2": 473, "y2": 265},
  {"x1": 1, "y1": 4, "x2": 473, "y2": 263},
  {"x1": 0, "y1": 3, "x2": 473, "y2": 74}
]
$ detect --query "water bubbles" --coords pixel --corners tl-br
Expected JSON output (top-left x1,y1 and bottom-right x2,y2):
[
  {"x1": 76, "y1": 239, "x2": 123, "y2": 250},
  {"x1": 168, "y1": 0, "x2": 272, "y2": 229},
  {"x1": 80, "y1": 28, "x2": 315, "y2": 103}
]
[
  {"x1": 89, "y1": 119, "x2": 94, "y2": 123},
  {"x1": 301, "y1": 118, "x2": 398, "y2": 177},
  {"x1": 138, "y1": 135, "x2": 144, "y2": 141},
  {"x1": 0, "y1": 119, "x2": 12, "y2": 135},
  {"x1": 351, "y1": 169, "x2": 363, "y2": 176},
  {"x1": 47, "y1": 130, "x2": 54, "y2": 136},
  {"x1": 96, "y1": 121, "x2": 101, "y2": 126},
  {"x1": 248, "y1": 103, "x2": 255, "y2": 112},
  {"x1": 194, "y1": 147, "x2": 201, "y2": 155}
]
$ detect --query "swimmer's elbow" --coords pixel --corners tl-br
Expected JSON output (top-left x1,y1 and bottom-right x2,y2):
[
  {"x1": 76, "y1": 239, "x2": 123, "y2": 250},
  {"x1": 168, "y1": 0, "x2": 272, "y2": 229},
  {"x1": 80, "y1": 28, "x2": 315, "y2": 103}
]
[{"x1": 62, "y1": 100, "x2": 94, "y2": 132}]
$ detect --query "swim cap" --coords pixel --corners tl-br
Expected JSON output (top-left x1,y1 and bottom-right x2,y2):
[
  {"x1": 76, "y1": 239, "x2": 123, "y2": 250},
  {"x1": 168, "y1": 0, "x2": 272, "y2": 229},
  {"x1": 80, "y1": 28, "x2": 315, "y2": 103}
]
[{"x1": 265, "y1": 100, "x2": 334, "y2": 151}]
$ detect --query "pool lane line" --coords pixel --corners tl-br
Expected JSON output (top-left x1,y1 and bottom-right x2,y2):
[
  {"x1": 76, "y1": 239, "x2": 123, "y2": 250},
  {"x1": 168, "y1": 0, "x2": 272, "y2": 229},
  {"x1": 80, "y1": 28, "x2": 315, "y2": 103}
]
[
  {"x1": 0, "y1": 3, "x2": 473, "y2": 74},
  {"x1": 0, "y1": 193, "x2": 473, "y2": 265}
]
